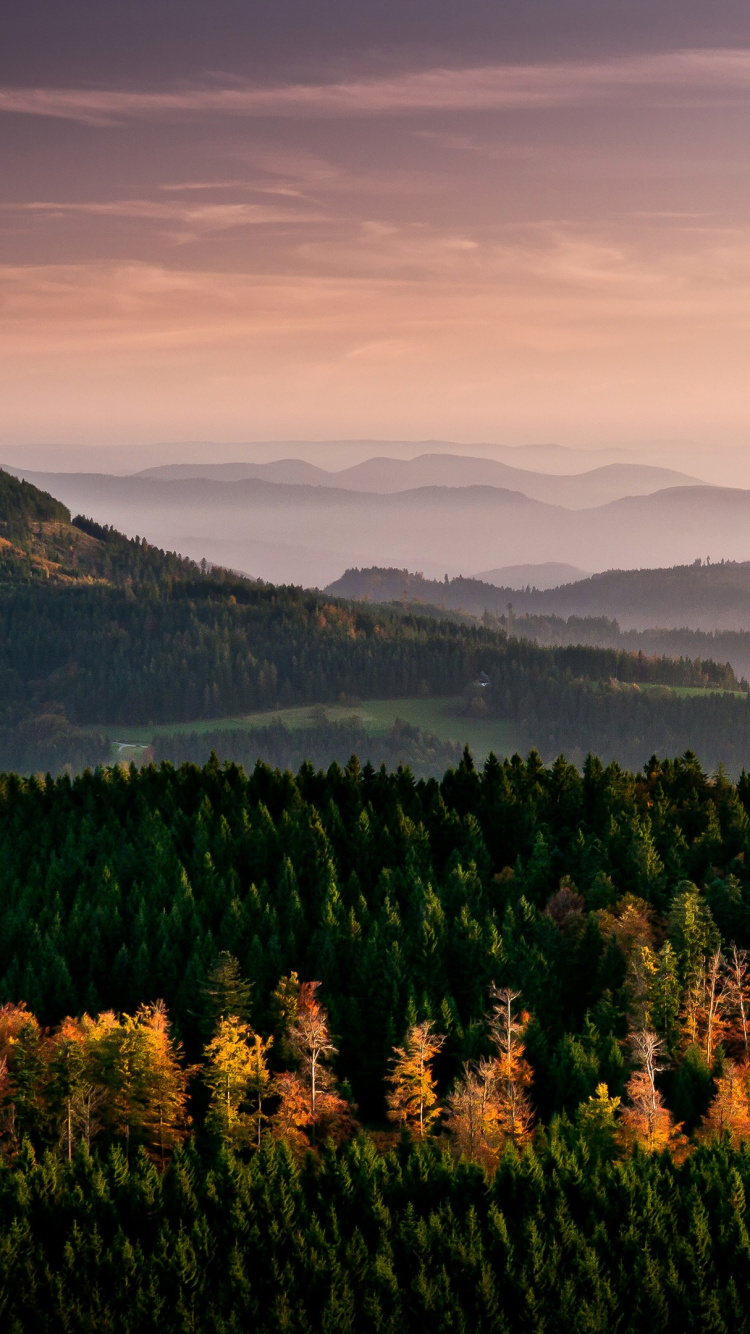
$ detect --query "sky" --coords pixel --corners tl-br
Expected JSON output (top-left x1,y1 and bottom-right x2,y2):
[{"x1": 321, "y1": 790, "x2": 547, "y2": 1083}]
[{"x1": 4, "y1": 1, "x2": 750, "y2": 466}]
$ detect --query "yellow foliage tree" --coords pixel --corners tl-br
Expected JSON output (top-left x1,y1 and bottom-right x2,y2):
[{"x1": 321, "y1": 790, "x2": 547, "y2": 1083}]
[
  {"x1": 203, "y1": 1015, "x2": 271, "y2": 1149},
  {"x1": 136, "y1": 1002, "x2": 193, "y2": 1162},
  {"x1": 386, "y1": 1020, "x2": 445, "y2": 1138},
  {"x1": 576, "y1": 1083, "x2": 621, "y2": 1156}
]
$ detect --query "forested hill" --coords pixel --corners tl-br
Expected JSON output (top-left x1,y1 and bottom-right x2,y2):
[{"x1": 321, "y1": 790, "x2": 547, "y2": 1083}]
[
  {"x1": 3, "y1": 468, "x2": 750, "y2": 779},
  {"x1": 328, "y1": 560, "x2": 750, "y2": 631},
  {"x1": 0, "y1": 467, "x2": 200, "y2": 587}
]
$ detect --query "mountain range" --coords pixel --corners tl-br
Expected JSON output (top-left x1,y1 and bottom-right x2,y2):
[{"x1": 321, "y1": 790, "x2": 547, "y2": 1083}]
[
  {"x1": 1, "y1": 461, "x2": 747, "y2": 591},
  {"x1": 135, "y1": 454, "x2": 699, "y2": 508}
]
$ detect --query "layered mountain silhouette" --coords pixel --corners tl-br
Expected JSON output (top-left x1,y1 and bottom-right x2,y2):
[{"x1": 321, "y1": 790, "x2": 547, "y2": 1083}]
[
  {"x1": 136, "y1": 453, "x2": 699, "y2": 508},
  {"x1": 2, "y1": 458, "x2": 746, "y2": 595}
]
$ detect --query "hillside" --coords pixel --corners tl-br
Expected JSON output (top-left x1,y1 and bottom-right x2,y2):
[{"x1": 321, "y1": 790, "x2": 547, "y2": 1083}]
[
  {"x1": 3, "y1": 469, "x2": 750, "y2": 777},
  {"x1": 0, "y1": 469, "x2": 201, "y2": 588},
  {"x1": 329, "y1": 559, "x2": 750, "y2": 632}
]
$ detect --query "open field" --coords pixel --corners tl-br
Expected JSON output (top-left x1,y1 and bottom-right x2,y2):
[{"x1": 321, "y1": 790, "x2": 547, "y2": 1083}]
[{"x1": 98, "y1": 697, "x2": 522, "y2": 766}]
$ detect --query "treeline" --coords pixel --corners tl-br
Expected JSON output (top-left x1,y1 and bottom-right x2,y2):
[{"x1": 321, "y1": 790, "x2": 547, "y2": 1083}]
[
  {"x1": 499, "y1": 675, "x2": 750, "y2": 773},
  {"x1": 69, "y1": 515, "x2": 215, "y2": 587},
  {"x1": 0, "y1": 469, "x2": 69, "y2": 533},
  {"x1": 486, "y1": 610, "x2": 750, "y2": 681},
  {"x1": 153, "y1": 717, "x2": 462, "y2": 779},
  {"x1": 0, "y1": 709, "x2": 108, "y2": 776},
  {"x1": 328, "y1": 559, "x2": 750, "y2": 629}
]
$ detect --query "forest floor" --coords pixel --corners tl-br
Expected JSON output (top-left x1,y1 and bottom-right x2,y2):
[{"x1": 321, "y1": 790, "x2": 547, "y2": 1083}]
[{"x1": 95, "y1": 697, "x2": 522, "y2": 766}]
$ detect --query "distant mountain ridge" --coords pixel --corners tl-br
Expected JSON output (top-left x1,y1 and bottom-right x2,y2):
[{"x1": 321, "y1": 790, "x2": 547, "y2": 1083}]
[
  {"x1": 135, "y1": 452, "x2": 700, "y2": 508},
  {"x1": 1, "y1": 466, "x2": 747, "y2": 593},
  {"x1": 327, "y1": 560, "x2": 750, "y2": 633}
]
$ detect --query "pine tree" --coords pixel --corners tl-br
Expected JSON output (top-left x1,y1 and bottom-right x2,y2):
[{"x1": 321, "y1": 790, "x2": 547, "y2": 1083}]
[
  {"x1": 200, "y1": 952, "x2": 252, "y2": 1034},
  {"x1": 386, "y1": 1021, "x2": 445, "y2": 1138}
]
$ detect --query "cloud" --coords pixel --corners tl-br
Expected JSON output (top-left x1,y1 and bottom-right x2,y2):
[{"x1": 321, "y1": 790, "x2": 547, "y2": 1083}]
[
  {"x1": 2, "y1": 48, "x2": 750, "y2": 125},
  {"x1": 0, "y1": 197, "x2": 325, "y2": 239}
]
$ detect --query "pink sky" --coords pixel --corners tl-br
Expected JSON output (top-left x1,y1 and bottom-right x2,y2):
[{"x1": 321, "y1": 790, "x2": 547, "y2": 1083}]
[{"x1": 3, "y1": 7, "x2": 750, "y2": 465}]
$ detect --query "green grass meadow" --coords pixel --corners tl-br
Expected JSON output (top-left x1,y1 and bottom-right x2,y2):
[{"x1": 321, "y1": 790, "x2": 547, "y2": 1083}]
[{"x1": 98, "y1": 697, "x2": 522, "y2": 767}]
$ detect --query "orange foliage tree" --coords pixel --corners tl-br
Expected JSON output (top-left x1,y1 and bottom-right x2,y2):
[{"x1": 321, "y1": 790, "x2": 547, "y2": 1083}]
[
  {"x1": 444, "y1": 1056, "x2": 501, "y2": 1167},
  {"x1": 0, "y1": 1002, "x2": 46, "y2": 1151},
  {"x1": 270, "y1": 1071, "x2": 313, "y2": 1153},
  {"x1": 46, "y1": 1015, "x2": 97, "y2": 1160},
  {"x1": 283, "y1": 980, "x2": 353, "y2": 1144},
  {"x1": 386, "y1": 1020, "x2": 445, "y2": 1138},
  {"x1": 137, "y1": 1002, "x2": 193, "y2": 1162},
  {"x1": 621, "y1": 1029, "x2": 686, "y2": 1156},
  {"x1": 699, "y1": 1060, "x2": 750, "y2": 1145},
  {"x1": 488, "y1": 986, "x2": 534, "y2": 1148}
]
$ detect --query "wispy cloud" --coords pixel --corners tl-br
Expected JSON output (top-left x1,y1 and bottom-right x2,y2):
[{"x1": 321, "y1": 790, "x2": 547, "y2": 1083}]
[
  {"x1": 2, "y1": 48, "x2": 750, "y2": 125},
  {"x1": 0, "y1": 197, "x2": 325, "y2": 240}
]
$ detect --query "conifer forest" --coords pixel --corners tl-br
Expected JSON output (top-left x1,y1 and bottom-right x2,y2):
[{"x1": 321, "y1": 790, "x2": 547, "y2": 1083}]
[{"x1": 2, "y1": 748, "x2": 750, "y2": 1329}]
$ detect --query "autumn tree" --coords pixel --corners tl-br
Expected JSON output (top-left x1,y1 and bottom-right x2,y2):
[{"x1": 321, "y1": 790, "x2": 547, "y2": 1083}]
[
  {"x1": 386, "y1": 1020, "x2": 445, "y2": 1138},
  {"x1": 724, "y1": 945, "x2": 750, "y2": 1060},
  {"x1": 487, "y1": 986, "x2": 534, "y2": 1148},
  {"x1": 699, "y1": 1060, "x2": 750, "y2": 1145},
  {"x1": 621, "y1": 1029, "x2": 686, "y2": 1156},
  {"x1": 46, "y1": 1015, "x2": 95, "y2": 1160},
  {"x1": 576, "y1": 1083, "x2": 621, "y2": 1157},
  {"x1": 701, "y1": 950, "x2": 728, "y2": 1068},
  {"x1": 679, "y1": 949, "x2": 729, "y2": 1069},
  {"x1": 0, "y1": 1002, "x2": 46, "y2": 1150},
  {"x1": 90, "y1": 1005, "x2": 190, "y2": 1160},
  {"x1": 284, "y1": 980, "x2": 351, "y2": 1144},
  {"x1": 270, "y1": 1071, "x2": 312, "y2": 1153},
  {"x1": 203, "y1": 1015, "x2": 268, "y2": 1149},
  {"x1": 136, "y1": 1002, "x2": 193, "y2": 1162},
  {"x1": 444, "y1": 1057, "x2": 501, "y2": 1167}
]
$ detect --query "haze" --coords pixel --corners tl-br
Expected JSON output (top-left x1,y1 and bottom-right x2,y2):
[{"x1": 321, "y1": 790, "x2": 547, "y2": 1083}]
[{"x1": 4, "y1": 0, "x2": 750, "y2": 478}]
